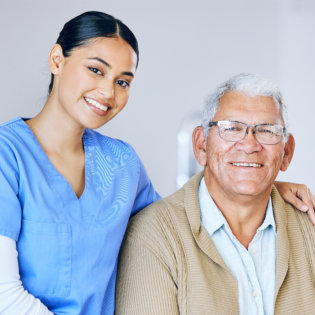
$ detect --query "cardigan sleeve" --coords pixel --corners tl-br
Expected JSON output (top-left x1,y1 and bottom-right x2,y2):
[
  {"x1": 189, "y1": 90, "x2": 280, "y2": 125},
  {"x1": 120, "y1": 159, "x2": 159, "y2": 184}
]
[
  {"x1": 115, "y1": 208, "x2": 179, "y2": 315},
  {"x1": 0, "y1": 235, "x2": 53, "y2": 315}
]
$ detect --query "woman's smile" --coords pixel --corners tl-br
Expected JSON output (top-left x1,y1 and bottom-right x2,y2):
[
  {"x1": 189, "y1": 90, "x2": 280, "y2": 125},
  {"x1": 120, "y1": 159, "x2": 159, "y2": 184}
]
[{"x1": 84, "y1": 97, "x2": 111, "y2": 116}]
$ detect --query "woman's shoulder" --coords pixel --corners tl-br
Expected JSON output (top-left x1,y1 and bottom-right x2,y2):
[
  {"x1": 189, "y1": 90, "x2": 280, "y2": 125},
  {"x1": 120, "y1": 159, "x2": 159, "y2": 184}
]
[
  {"x1": 0, "y1": 117, "x2": 28, "y2": 148},
  {"x1": 84, "y1": 129, "x2": 138, "y2": 158},
  {"x1": 0, "y1": 119, "x2": 26, "y2": 183},
  {"x1": 0, "y1": 117, "x2": 24, "y2": 133}
]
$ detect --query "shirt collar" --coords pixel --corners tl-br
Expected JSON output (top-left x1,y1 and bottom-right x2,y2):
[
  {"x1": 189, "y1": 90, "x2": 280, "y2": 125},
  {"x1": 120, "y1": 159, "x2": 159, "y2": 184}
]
[
  {"x1": 199, "y1": 177, "x2": 276, "y2": 236},
  {"x1": 199, "y1": 177, "x2": 225, "y2": 236},
  {"x1": 258, "y1": 197, "x2": 276, "y2": 233}
]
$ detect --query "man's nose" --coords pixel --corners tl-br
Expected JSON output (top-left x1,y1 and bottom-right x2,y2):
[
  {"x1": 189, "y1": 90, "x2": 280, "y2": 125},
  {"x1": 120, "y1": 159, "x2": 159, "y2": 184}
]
[{"x1": 236, "y1": 127, "x2": 262, "y2": 152}]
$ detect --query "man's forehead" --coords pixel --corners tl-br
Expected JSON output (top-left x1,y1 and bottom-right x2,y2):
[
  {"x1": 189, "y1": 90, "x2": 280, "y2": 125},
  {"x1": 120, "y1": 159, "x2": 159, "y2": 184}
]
[
  {"x1": 214, "y1": 91, "x2": 282, "y2": 123},
  {"x1": 218, "y1": 91, "x2": 277, "y2": 106}
]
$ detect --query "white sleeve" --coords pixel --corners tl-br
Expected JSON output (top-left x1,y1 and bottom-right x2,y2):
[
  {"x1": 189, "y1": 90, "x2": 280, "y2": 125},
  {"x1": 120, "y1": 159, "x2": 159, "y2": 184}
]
[{"x1": 0, "y1": 235, "x2": 54, "y2": 315}]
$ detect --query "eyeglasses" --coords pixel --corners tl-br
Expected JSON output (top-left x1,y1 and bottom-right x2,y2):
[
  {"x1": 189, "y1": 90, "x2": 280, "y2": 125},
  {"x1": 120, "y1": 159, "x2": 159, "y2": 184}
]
[{"x1": 208, "y1": 120, "x2": 286, "y2": 145}]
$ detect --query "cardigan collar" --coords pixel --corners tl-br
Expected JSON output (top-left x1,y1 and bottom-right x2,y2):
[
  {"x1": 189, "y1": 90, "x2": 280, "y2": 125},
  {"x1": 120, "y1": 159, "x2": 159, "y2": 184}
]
[
  {"x1": 183, "y1": 171, "x2": 289, "y2": 290},
  {"x1": 183, "y1": 171, "x2": 229, "y2": 269}
]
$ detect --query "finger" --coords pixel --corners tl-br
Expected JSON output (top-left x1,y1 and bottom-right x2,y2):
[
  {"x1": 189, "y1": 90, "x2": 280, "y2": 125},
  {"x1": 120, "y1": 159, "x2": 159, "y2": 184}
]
[
  {"x1": 282, "y1": 191, "x2": 309, "y2": 212},
  {"x1": 307, "y1": 208, "x2": 315, "y2": 225},
  {"x1": 294, "y1": 185, "x2": 314, "y2": 211},
  {"x1": 308, "y1": 188, "x2": 315, "y2": 209},
  {"x1": 305, "y1": 188, "x2": 315, "y2": 225}
]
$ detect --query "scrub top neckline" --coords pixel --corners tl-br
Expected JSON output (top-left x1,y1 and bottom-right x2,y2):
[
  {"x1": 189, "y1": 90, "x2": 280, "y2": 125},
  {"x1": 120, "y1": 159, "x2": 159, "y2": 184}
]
[{"x1": 18, "y1": 117, "x2": 92, "y2": 202}]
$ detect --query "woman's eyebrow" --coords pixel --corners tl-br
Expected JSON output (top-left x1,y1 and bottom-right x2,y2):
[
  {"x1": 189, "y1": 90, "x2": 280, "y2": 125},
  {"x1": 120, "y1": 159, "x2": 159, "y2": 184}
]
[
  {"x1": 87, "y1": 57, "x2": 134, "y2": 78},
  {"x1": 88, "y1": 57, "x2": 111, "y2": 67}
]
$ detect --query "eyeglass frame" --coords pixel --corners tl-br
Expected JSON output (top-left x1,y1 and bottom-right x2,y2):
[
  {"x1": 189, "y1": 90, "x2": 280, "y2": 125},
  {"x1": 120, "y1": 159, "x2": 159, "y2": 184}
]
[{"x1": 208, "y1": 120, "x2": 287, "y2": 145}]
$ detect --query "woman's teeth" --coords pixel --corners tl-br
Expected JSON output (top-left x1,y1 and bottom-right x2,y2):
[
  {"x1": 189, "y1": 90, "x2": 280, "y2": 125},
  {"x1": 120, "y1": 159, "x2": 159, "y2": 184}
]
[
  {"x1": 85, "y1": 97, "x2": 108, "y2": 111},
  {"x1": 232, "y1": 162, "x2": 262, "y2": 167}
]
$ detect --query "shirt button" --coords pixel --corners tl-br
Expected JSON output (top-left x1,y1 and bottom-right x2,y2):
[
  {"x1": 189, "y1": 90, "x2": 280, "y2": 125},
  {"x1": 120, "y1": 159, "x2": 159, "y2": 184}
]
[
  {"x1": 252, "y1": 291, "x2": 258, "y2": 297},
  {"x1": 251, "y1": 247, "x2": 257, "y2": 254}
]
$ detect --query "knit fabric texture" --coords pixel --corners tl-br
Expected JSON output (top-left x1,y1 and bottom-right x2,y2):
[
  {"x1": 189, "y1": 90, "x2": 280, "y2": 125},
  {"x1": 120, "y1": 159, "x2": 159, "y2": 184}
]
[{"x1": 116, "y1": 172, "x2": 315, "y2": 315}]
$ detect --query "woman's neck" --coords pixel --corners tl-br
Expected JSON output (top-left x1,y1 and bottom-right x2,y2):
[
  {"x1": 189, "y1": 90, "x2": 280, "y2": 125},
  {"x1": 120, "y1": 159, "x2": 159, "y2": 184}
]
[{"x1": 26, "y1": 98, "x2": 85, "y2": 154}]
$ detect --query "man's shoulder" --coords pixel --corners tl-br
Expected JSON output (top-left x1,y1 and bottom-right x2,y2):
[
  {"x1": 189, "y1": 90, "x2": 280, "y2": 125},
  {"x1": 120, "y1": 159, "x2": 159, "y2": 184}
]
[
  {"x1": 128, "y1": 187, "x2": 186, "y2": 236},
  {"x1": 272, "y1": 186, "x2": 315, "y2": 239},
  {"x1": 126, "y1": 172, "x2": 203, "y2": 243},
  {"x1": 287, "y1": 201, "x2": 315, "y2": 236},
  {"x1": 272, "y1": 186, "x2": 315, "y2": 283}
]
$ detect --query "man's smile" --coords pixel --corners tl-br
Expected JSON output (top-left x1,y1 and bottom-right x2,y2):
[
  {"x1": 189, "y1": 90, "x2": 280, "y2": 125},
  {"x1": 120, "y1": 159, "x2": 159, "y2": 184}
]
[{"x1": 231, "y1": 162, "x2": 263, "y2": 168}]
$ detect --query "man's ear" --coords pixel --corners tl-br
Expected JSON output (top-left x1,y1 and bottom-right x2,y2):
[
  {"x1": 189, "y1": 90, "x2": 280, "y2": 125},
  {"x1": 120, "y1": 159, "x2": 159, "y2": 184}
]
[
  {"x1": 48, "y1": 44, "x2": 65, "y2": 75},
  {"x1": 280, "y1": 133, "x2": 295, "y2": 171},
  {"x1": 192, "y1": 126, "x2": 207, "y2": 166}
]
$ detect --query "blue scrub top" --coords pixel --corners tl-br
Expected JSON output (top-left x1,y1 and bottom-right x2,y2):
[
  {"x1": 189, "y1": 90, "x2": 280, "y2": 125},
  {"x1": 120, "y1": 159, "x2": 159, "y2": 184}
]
[{"x1": 0, "y1": 117, "x2": 160, "y2": 314}]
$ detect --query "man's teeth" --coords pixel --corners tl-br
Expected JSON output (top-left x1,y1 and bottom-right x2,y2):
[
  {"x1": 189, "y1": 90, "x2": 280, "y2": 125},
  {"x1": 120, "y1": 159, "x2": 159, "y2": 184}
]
[
  {"x1": 232, "y1": 162, "x2": 262, "y2": 167},
  {"x1": 85, "y1": 97, "x2": 108, "y2": 111}
]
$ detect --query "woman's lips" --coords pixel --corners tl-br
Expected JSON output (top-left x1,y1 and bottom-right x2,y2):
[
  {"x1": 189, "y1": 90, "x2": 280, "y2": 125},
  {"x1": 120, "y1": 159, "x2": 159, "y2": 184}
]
[{"x1": 84, "y1": 97, "x2": 111, "y2": 117}]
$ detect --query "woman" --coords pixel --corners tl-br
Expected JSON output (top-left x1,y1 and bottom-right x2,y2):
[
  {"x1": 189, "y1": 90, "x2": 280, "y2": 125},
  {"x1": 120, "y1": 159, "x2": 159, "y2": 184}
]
[{"x1": 0, "y1": 11, "x2": 313, "y2": 315}]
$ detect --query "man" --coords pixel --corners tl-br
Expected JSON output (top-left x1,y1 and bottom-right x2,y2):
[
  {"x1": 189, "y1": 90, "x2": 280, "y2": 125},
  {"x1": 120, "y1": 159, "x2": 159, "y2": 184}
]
[{"x1": 116, "y1": 74, "x2": 315, "y2": 314}]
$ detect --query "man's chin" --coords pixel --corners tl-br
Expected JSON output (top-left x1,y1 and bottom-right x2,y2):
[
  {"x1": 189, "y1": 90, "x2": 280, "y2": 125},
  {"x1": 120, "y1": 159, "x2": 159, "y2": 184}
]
[{"x1": 228, "y1": 181, "x2": 266, "y2": 197}]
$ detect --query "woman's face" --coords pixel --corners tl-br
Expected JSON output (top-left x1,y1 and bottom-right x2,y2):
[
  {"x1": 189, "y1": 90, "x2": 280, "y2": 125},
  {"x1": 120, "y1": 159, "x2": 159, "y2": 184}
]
[{"x1": 50, "y1": 36, "x2": 138, "y2": 129}]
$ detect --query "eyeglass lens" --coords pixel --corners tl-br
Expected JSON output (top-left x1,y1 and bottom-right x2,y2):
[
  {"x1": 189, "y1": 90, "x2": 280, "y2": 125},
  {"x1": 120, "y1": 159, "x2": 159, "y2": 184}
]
[{"x1": 218, "y1": 121, "x2": 283, "y2": 144}]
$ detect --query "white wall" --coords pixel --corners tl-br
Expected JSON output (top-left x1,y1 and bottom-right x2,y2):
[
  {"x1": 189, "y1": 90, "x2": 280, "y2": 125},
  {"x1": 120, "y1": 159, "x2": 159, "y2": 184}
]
[
  {"x1": 276, "y1": 0, "x2": 315, "y2": 191},
  {"x1": 0, "y1": 0, "x2": 314, "y2": 197}
]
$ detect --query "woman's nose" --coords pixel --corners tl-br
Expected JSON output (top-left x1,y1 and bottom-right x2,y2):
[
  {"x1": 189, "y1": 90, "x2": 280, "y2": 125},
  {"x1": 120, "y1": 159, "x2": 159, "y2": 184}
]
[{"x1": 98, "y1": 80, "x2": 114, "y2": 99}]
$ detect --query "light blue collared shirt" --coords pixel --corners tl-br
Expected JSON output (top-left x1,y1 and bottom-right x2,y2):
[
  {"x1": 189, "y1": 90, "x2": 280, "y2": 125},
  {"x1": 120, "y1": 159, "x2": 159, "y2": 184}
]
[{"x1": 199, "y1": 177, "x2": 276, "y2": 315}]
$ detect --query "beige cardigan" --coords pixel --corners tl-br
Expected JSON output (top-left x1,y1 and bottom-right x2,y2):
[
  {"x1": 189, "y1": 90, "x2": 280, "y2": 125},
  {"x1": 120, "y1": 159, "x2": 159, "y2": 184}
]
[{"x1": 116, "y1": 172, "x2": 315, "y2": 314}]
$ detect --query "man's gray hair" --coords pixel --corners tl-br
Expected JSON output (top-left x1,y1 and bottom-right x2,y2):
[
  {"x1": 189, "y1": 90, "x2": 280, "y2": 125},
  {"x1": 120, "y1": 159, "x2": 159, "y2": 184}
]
[{"x1": 201, "y1": 73, "x2": 288, "y2": 137}]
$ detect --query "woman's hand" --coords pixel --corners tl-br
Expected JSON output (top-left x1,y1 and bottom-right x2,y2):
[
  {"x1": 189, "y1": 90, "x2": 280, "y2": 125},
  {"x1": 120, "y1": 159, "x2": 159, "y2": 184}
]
[{"x1": 275, "y1": 181, "x2": 315, "y2": 224}]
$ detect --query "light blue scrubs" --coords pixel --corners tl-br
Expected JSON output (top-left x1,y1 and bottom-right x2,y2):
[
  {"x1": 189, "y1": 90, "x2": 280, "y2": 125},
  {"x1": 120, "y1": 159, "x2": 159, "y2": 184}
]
[{"x1": 0, "y1": 117, "x2": 160, "y2": 314}]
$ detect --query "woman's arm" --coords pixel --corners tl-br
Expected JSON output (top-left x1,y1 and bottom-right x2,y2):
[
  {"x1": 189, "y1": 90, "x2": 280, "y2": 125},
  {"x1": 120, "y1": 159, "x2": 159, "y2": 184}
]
[
  {"x1": 275, "y1": 181, "x2": 315, "y2": 224},
  {"x1": 130, "y1": 153, "x2": 161, "y2": 216},
  {"x1": 0, "y1": 235, "x2": 53, "y2": 315}
]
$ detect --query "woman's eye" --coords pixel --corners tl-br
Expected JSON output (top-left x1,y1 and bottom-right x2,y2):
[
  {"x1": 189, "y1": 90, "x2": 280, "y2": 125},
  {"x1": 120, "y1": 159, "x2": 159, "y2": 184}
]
[
  {"x1": 116, "y1": 80, "x2": 130, "y2": 88},
  {"x1": 88, "y1": 67, "x2": 102, "y2": 75}
]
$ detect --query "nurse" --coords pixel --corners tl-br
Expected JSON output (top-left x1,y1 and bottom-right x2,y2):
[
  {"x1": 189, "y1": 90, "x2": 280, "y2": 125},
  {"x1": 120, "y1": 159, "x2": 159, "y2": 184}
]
[{"x1": 0, "y1": 10, "x2": 313, "y2": 315}]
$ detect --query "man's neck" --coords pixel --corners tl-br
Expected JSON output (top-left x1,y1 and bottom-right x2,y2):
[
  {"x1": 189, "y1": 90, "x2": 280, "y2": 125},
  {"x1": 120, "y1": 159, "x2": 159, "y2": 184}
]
[{"x1": 204, "y1": 177, "x2": 271, "y2": 249}]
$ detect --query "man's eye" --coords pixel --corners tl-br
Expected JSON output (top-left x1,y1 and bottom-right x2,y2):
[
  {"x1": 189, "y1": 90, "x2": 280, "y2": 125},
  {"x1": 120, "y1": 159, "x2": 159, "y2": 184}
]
[
  {"x1": 116, "y1": 80, "x2": 130, "y2": 88},
  {"x1": 88, "y1": 67, "x2": 102, "y2": 75},
  {"x1": 223, "y1": 126, "x2": 242, "y2": 132},
  {"x1": 259, "y1": 128, "x2": 274, "y2": 135}
]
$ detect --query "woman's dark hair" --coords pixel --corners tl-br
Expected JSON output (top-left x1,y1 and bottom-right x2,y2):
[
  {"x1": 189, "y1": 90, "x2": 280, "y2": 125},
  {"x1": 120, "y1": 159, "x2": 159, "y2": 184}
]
[{"x1": 48, "y1": 11, "x2": 139, "y2": 94}]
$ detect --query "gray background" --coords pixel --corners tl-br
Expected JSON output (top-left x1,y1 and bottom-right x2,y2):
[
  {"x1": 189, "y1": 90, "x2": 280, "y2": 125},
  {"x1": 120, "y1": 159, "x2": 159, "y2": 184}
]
[{"x1": 0, "y1": 0, "x2": 314, "y2": 197}]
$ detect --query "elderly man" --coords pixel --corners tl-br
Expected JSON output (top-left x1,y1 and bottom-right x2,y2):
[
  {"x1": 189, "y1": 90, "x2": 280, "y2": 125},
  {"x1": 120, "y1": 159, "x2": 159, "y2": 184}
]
[{"x1": 116, "y1": 74, "x2": 315, "y2": 314}]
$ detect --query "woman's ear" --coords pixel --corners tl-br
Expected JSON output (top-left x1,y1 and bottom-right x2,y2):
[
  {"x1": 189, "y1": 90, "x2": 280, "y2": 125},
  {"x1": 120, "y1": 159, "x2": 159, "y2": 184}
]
[
  {"x1": 280, "y1": 133, "x2": 295, "y2": 171},
  {"x1": 192, "y1": 126, "x2": 207, "y2": 166},
  {"x1": 48, "y1": 44, "x2": 65, "y2": 75}
]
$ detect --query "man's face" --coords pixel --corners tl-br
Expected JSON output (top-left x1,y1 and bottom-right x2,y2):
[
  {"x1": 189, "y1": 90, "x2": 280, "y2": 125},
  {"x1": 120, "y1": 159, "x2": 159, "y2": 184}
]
[{"x1": 194, "y1": 91, "x2": 294, "y2": 199}]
